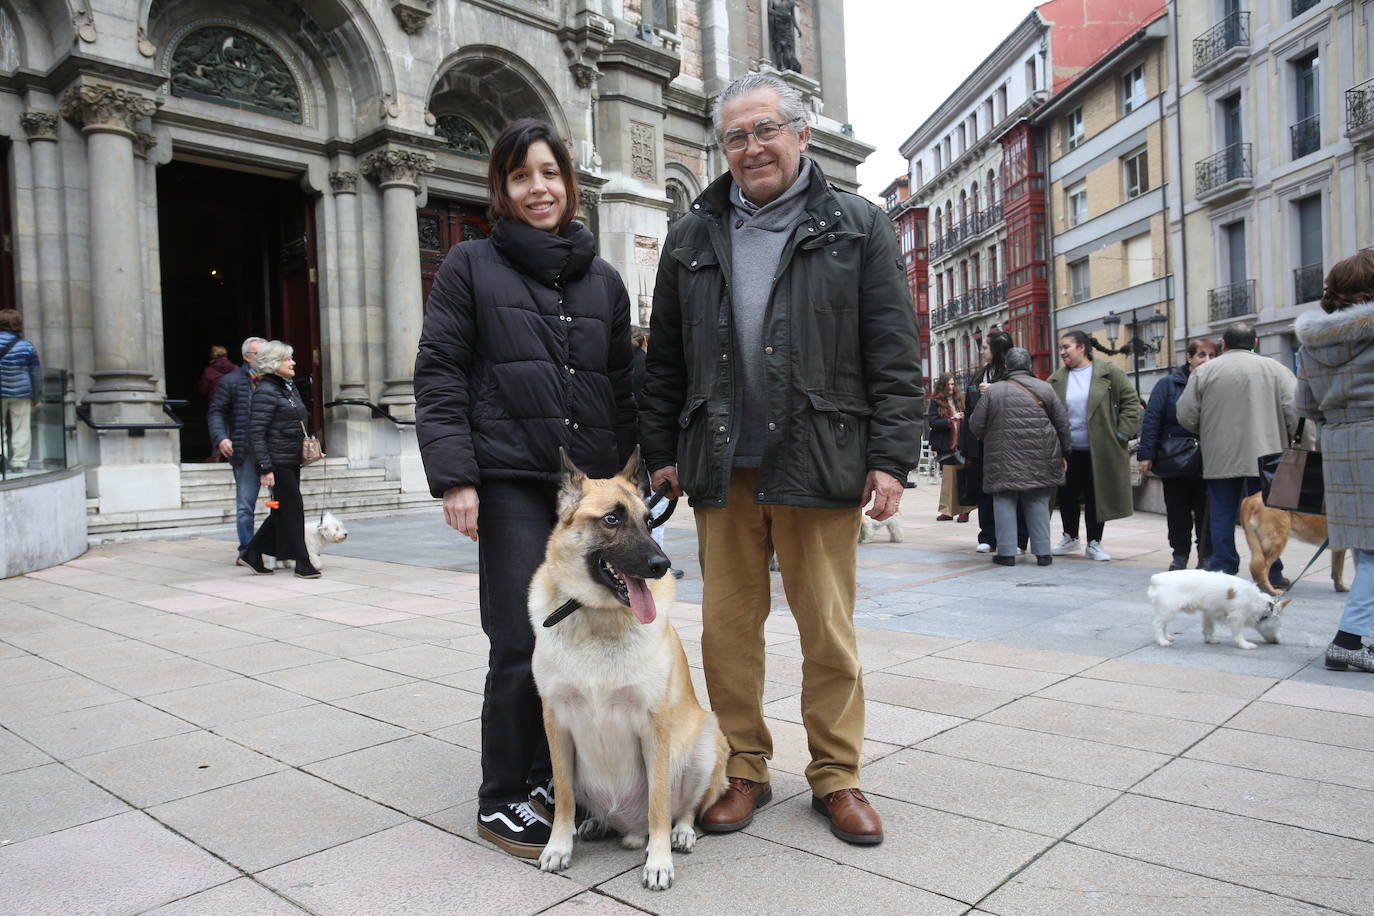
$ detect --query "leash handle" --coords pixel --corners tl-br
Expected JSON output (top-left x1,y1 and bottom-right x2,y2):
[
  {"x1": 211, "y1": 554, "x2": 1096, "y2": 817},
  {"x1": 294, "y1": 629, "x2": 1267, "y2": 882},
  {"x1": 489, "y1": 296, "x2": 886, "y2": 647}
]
[
  {"x1": 1280, "y1": 538, "x2": 1329, "y2": 596},
  {"x1": 645, "y1": 480, "x2": 678, "y2": 529}
]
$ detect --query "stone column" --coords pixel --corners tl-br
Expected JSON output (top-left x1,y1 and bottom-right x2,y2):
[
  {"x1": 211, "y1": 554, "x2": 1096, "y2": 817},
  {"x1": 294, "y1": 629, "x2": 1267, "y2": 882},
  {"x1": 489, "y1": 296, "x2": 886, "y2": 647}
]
[
  {"x1": 327, "y1": 168, "x2": 372, "y2": 459},
  {"x1": 20, "y1": 112, "x2": 70, "y2": 379},
  {"x1": 60, "y1": 80, "x2": 178, "y2": 513},
  {"x1": 362, "y1": 148, "x2": 433, "y2": 491}
]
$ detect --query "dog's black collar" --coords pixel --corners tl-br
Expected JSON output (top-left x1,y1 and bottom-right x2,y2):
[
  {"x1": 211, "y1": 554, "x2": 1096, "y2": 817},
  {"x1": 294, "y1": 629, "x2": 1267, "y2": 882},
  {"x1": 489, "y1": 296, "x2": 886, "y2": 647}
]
[{"x1": 542, "y1": 598, "x2": 581, "y2": 627}]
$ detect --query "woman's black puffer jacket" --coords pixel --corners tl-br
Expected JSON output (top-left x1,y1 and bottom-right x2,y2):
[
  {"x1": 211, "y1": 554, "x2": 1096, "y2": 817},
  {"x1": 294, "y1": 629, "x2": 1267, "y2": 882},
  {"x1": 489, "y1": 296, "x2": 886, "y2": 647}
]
[
  {"x1": 414, "y1": 217, "x2": 637, "y2": 497},
  {"x1": 249, "y1": 373, "x2": 308, "y2": 473}
]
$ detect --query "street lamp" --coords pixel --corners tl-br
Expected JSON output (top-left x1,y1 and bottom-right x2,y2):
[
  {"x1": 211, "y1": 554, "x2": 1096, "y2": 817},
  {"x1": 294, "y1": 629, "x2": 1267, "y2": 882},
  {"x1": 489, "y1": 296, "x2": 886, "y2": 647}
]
[{"x1": 1102, "y1": 308, "x2": 1169, "y2": 395}]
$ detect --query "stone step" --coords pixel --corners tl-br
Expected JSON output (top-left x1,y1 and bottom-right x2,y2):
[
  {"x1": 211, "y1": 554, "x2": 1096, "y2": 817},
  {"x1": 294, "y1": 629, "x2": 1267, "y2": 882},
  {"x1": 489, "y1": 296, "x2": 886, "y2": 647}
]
[
  {"x1": 179, "y1": 478, "x2": 401, "y2": 508},
  {"x1": 87, "y1": 489, "x2": 433, "y2": 537}
]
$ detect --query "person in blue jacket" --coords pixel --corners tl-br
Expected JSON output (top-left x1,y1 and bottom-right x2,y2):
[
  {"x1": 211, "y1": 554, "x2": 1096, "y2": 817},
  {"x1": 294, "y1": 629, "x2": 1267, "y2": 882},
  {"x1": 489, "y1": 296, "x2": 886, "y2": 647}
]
[
  {"x1": 1137, "y1": 337, "x2": 1217, "y2": 570},
  {"x1": 0, "y1": 309, "x2": 42, "y2": 473}
]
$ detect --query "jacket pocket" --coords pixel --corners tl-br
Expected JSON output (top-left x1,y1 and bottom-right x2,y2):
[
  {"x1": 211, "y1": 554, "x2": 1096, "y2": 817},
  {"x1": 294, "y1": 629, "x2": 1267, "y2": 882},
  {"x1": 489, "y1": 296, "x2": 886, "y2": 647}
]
[
  {"x1": 804, "y1": 389, "x2": 872, "y2": 501},
  {"x1": 676, "y1": 394, "x2": 714, "y2": 496},
  {"x1": 670, "y1": 247, "x2": 720, "y2": 326},
  {"x1": 801, "y1": 231, "x2": 865, "y2": 313}
]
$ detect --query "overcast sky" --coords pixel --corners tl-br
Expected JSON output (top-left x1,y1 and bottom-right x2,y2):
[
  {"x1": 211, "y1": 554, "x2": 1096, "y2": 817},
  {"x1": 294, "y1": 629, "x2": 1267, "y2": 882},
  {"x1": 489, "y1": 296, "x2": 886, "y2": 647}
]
[{"x1": 845, "y1": 0, "x2": 1041, "y2": 202}]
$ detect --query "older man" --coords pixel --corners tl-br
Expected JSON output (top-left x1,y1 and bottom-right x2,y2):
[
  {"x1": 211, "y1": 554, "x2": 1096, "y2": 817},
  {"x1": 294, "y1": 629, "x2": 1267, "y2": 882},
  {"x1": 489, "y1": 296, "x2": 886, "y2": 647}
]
[
  {"x1": 1176, "y1": 323, "x2": 1299, "y2": 584},
  {"x1": 208, "y1": 336, "x2": 266, "y2": 552},
  {"x1": 640, "y1": 73, "x2": 923, "y2": 845}
]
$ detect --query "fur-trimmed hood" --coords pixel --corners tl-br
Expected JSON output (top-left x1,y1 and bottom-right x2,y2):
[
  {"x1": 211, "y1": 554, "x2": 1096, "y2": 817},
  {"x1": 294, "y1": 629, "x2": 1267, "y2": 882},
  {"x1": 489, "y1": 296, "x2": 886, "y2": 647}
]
[{"x1": 1294, "y1": 300, "x2": 1374, "y2": 367}]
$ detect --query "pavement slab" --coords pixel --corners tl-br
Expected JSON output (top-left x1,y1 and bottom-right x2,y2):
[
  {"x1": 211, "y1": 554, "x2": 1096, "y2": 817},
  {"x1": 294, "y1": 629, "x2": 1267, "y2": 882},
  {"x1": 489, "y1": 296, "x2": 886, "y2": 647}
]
[
  {"x1": 302, "y1": 734, "x2": 481, "y2": 816},
  {"x1": 212, "y1": 703, "x2": 411, "y2": 766},
  {"x1": 0, "y1": 762, "x2": 130, "y2": 844},
  {"x1": 1183, "y1": 727, "x2": 1374, "y2": 792},
  {"x1": 66, "y1": 729, "x2": 285, "y2": 807},
  {"x1": 979, "y1": 694, "x2": 1214, "y2": 754},
  {"x1": 252, "y1": 657, "x2": 416, "y2": 700},
  {"x1": 144, "y1": 879, "x2": 309, "y2": 914},
  {"x1": 143, "y1": 676, "x2": 316, "y2": 727},
  {"x1": 5, "y1": 697, "x2": 196, "y2": 759}
]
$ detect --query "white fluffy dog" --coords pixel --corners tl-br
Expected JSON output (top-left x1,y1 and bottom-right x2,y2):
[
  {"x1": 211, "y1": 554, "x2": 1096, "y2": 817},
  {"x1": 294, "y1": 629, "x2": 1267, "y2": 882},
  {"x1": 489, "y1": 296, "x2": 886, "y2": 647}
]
[
  {"x1": 270, "y1": 512, "x2": 348, "y2": 569},
  {"x1": 859, "y1": 516, "x2": 904, "y2": 544},
  {"x1": 1149, "y1": 569, "x2": 1289, "y2": 650}
]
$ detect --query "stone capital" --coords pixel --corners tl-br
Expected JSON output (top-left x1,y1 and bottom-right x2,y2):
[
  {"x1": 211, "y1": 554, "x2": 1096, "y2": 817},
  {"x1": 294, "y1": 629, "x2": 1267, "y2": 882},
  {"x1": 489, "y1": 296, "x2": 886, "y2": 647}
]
[
  {"x1": 20, "y1": 111, "x2": 60, "y2": 142},
  {"x1": 132, "y1": 130, "x2": 157, "y2": 159},
  {"x1": 329, "y1": 170, "x2": 360, "y2": 194},
  {"x1": 60, "y1": 82, "x2": 160, "y2": 139},
  {"x1": 392, "y1": 0, "x2": 432, "y2": 34},
  {"x1": 362, "y1": 148, "x2": 435, "y2": 190}
]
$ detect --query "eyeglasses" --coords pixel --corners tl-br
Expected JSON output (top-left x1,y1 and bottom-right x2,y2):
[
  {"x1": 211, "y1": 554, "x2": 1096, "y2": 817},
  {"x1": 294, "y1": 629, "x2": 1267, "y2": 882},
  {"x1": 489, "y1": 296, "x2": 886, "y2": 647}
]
[{"x1": 720, "y1": 118, "x2": 803, "y2": 153}]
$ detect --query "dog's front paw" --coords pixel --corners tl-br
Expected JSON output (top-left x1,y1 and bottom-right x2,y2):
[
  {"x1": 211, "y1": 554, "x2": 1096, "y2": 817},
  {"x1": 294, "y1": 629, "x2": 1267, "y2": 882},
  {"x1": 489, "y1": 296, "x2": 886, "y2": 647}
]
[
  {"x1": 1336, "y1": 582, "x2": 1350, "y2": 593},
  {"x1": 671, "y1": 824, "x2": 696, "y2": 852},
  {"x1": 642, "y1": 858, "x2": 675, "y2": 891},
  {"x1": 1203, "y1": 634, "x2": 1220, "y2": 644},
  {"x1": 1155, "y1": 636, "x2": 1173, "y2": 647},
  {"x1": 538, "y1": 840, "x2": 573, "y2": 873},
  {"x1": 577, "y1": 817, "x2": 612, "y2": 840},
  {"x1": 1236, "y1": 639, "x2": 1258, "y2": 650}
]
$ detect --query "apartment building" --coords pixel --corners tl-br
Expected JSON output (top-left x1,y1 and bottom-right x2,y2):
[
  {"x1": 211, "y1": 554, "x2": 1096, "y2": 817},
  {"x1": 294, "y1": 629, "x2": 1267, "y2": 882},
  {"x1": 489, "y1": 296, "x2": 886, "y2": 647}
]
[
  {"x1": 882, "y1": 176, "x2": 933, "y2": 388},
  {"x1": 1037, "y1": 15, "x2": 1175, "y2": 396},
  {"x1": 1170, "y1": 0, "x2": 1370, "y2": 364}
]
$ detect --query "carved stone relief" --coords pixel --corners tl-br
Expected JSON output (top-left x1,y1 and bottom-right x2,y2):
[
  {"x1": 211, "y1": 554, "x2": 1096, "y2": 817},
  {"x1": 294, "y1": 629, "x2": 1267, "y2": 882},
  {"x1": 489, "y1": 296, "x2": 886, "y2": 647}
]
[
  {"x1": 435, "y1": 115, "x2": 487, "y2": 157},
  {"x1": 329, "y1": 170, "x2": 360, "y2": 194},
  {"x1": 170, "y1": 26, "x2": 301, "y2": 122},
  {"x1": 630, "y1": 121, "x2": 656, "y2": 181},
  {"x1": 60, "y1": 83, "x2": 160, "y2": 137},
  {"x1": 363, "y1": 149, "x2": 436, "y2": 189}
]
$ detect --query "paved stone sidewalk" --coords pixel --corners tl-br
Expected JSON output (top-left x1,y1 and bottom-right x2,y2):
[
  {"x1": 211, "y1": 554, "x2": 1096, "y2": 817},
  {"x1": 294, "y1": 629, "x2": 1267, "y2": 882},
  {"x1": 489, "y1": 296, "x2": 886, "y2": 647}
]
[{"x1": 1, "y1": 483, "x2": 1371, "y2": 914}]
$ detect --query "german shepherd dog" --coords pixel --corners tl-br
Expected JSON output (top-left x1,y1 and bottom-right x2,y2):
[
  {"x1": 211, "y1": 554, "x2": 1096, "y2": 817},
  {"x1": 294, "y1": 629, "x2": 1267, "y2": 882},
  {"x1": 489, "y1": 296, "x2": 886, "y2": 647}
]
[
  {"x1": 529, "y1": 450, "x2": 728, "y2": 891},
  {"x1": 1240, "y1": 492, "x2": 1348, "y2": 596}
]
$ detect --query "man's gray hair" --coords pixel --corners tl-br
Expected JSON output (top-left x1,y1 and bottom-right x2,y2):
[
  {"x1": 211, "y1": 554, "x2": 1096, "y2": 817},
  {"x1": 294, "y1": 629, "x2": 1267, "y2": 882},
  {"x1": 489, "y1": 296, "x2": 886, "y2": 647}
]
[
  {"x1": 240, "y1": 336, "x2": 267, "y2": 358},
  {"x1": 254, "y1": 340, "x2": 294, "y2": 375},
  {"x1": 711, "y1": 72, "x2": 808, "y2": 137},
  {"x1": 1005, "y1": 347, "x2": 1032, "y2": 372}
]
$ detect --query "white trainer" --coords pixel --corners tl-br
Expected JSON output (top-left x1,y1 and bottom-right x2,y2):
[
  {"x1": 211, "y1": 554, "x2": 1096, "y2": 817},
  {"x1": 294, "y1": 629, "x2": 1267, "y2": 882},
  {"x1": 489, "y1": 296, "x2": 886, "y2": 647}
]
[
  {"x1": 1085, "y1": 540, "x2": 1111, "y2": 561},
  {"x1": 1051, "y1": 535, "x2": 1080, "y2": 556},
  {"x1": 975, "y1": 543, "x2": 992, "y2": 554}
]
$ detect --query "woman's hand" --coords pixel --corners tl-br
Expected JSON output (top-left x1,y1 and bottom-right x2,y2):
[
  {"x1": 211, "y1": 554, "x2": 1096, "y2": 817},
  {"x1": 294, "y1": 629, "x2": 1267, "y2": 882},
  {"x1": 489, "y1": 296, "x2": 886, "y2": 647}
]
[
  {"x1": 260, "y1": 471, "x2": 275, "y2": 488},
  {"x1": 952, "y1": 410, "x2": 965, "y2": 420},
  {"x1": 1138, "y1": 460, "x2": 1152, "y2": 476},
  {"x1": 978, "y1": 382, "x2": 990, "y2": 393},
  {"x1": 443, "y1": 485, "x2": 480, "y2": 541}
]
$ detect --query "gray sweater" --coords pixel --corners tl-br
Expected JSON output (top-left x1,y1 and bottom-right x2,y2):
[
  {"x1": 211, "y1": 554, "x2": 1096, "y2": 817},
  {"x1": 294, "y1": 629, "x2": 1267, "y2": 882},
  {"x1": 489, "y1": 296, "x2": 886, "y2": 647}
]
[{"x1": 728, "y1": 159, "x2": 812, "y2": 465}]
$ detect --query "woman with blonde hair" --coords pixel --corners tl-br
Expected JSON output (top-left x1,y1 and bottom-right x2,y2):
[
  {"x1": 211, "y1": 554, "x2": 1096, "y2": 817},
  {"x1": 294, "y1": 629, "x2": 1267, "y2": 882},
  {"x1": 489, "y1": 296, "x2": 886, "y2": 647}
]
[
  {"x1": 927, "y1": 371, "x2": 972, "y2": 522},
  {"x1": 1296, "y1": 250, "x2": 1374, "y2": 672}
]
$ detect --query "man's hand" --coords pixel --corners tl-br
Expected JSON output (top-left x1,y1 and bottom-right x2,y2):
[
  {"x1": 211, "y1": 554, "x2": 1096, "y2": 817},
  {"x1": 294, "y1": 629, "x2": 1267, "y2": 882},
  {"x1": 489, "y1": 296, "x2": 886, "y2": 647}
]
[
  {"x1": 260, "y1": 471, "x2": 274, "y2": 488},
  {"x1": 443, "y1": 485, "x2": 480, "y2": 541},
  {"x1": 650, "y1": 465, "x2": 683, "y2": 500},
  {"x1": 862, "y1": 470, "x2": 904, "y2": 522},
  {"x1": 1137, "y1": 459, "x2": 1152, "y2": 476},
  {"x1": 218, "y1": 439, "x2": 234, "y2": 458}
]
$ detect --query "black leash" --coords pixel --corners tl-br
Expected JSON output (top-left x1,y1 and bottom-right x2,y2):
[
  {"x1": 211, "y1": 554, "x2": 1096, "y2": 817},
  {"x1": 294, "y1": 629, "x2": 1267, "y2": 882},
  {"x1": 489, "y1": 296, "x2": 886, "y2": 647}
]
[
  {"x1": 542, "y1": 481, "x2": 677, "y2": 628},
  {"x1": 1278, "y1": 538, "x2": 1329, "y2": 598}
]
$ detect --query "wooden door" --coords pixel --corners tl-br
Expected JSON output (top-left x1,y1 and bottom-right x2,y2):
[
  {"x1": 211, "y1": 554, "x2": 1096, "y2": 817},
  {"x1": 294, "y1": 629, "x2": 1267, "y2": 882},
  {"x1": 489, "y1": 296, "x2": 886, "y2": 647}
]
[{"x1": 419, "y1": 200, "x2": 490, "y2": 309}]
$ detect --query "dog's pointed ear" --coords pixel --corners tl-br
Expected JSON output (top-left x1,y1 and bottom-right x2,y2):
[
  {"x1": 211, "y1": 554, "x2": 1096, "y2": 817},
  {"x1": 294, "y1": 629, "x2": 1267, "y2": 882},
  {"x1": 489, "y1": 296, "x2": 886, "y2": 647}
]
[
  {"x1": 557, "y1": 448, "x2": 587, "y2": 520},
  {"x1": 1277, "y1": 598, "x2": 1291, "y2": 612},
  {"x1": 618, "y1": 447, "x2": 644, "y2": 492}
]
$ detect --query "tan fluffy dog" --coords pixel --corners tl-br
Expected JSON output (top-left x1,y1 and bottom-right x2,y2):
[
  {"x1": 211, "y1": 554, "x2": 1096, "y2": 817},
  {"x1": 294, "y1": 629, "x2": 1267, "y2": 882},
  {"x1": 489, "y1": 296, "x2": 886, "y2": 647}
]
[
  {"x1": 529, "y1": 450, "x2": 727, "y2": 891},
  {"x1": 1240, "y1": 492, "x2": 1347, "y2": 596}
]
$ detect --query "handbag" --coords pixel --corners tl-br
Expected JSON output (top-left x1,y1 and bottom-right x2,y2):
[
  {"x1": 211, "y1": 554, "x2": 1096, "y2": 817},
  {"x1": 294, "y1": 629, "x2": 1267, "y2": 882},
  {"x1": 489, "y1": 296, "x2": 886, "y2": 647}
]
[
  {"x1": 935, "y1": 411, "x2": 965, "y2": 465},
  {"x1": 1151, "y1": 435, "x2": 1201, "y2": 479},
  {"x1": 1258, "y1": 418, "x2": 1323, "y2": 515},
  {"x1": 299, "y1": 421, "x2": 324, "y2": 466}
]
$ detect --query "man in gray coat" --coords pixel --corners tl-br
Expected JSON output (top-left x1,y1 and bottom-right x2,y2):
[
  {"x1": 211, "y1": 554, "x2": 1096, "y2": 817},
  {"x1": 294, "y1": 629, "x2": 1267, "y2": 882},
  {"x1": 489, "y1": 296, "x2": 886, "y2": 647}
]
[
  {"x1": 1176, "y1": 323, "x2": 1299, "y2": 583},
  {"x1": 969, "y1": 348, "x2": 1071, "y2": 566}
]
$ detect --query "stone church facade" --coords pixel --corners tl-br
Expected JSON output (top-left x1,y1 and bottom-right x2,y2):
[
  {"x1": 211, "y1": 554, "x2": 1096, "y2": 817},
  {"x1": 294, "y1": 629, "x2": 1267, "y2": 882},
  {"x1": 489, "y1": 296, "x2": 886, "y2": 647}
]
[{"x1": 0, "y1": 0, "x2": 869, "y2": 530}]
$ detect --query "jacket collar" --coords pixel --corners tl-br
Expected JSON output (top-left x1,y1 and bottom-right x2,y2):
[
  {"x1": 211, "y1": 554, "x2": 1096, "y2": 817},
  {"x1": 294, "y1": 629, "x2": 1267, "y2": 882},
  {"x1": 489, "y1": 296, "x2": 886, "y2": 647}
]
[
  {"x1": 1169, "y1": 362, "x2": 1191, "y2": 386},
  {"x1": 691, "y1": 156, "x2": 842, "y2": 230},
  {"x1": 491, "y1": 218, "x2": 596, "y2": 288},
  {"x1": 1294, "y1": 299, "x2": 1374, "y2": 347}
]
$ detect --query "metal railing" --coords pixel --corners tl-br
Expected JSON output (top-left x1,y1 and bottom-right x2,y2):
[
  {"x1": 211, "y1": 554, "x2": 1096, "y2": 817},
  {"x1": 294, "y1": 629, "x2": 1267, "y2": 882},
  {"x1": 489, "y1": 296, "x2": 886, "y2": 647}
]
[
  {"x1": 1346, "y1": 79, "x2": 1374, "y2": 134},
  {"x1": 1207, "y1": 279, "x2": 1255, "y2": 322},
  {"x1": 1194, "y1": 11, "x2": 1250, "y2": 75},
  {"x1": 324, "y1": 398, "x2": 416, "y2": 426},
  {"x1": 929, "y1": 280, "x2": 1008, "y2": 329},
  {"x1": 1292, "y1": 0, "x2": 1320, "y2": 15},
  {"x1": 1294, "y1": 262, "x2": 1324, "y2": 303},
  {"x1": 1290, "y1": 114, "x2": 1321, "y2": 158},
  {"x1": 1195, "y1": 143, "x2": 1252, "y2": 196},
  {"x1": 928, "y1": 200, "x2": 1003, "y2": 260},
  {"x1": 76, "y1": 399, "x2": 186, "y2": 434}
]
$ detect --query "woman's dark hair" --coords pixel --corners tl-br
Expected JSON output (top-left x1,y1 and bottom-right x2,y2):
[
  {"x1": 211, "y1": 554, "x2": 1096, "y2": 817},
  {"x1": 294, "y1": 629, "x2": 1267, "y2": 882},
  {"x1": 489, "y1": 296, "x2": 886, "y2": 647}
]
[
  {"x1": 932, "y1": 371, "x2": 964, "y2": 412},
  {"x1": 1059, "y1": 329, "x2": 1098, "y2": 361},
  {"x1": 1321, "y1": 250, "x2": 1374, "y2": 313},
  {"x1": 1185, "y1": 337, "x2": 1217, "y2": 359},
  {"x1": 978, "y1": 329, "x2": 1013, "y2": 382},
  {"x1": 486, "y1": 119, "x2": 579, "y2": 234},
  {"x1": 0, "y1": 308, "x2": 22, "y2": 333}
]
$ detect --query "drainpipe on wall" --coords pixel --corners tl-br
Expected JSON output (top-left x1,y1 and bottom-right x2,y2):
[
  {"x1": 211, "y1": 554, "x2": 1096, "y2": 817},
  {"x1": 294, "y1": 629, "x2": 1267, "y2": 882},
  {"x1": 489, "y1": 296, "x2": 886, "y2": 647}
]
[{"x1": 1165, "y1": 0, "x2": 1189, "y2": 362}]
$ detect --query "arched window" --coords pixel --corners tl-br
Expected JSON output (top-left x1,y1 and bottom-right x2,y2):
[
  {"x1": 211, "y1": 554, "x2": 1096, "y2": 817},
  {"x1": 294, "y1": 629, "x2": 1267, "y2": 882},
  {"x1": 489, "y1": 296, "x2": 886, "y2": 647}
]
[
  {"x1": 435, "y1": 115, "x2": 488, "y2": 157},
  {"x1": 988, "y1": 168, "x2": 999, "y2": 203},
  {"x1": 665, "y1": 178, "x2": 689, "y2": 227},
  {"x1": 170, "y1": 26, "x2": 301, "y2": 122},
  {"x1": 971, "y1": 181, "x2": 980, "y2": 215},
  {"x1": 934, "y1": 206, "x2": 943, "y2": 237},
  {"x1": 937, "y1": 342, "x2": 946, "y2": 375},
  {"x1": 958, "y1": 190, "x2": 968, "y2": 223}
]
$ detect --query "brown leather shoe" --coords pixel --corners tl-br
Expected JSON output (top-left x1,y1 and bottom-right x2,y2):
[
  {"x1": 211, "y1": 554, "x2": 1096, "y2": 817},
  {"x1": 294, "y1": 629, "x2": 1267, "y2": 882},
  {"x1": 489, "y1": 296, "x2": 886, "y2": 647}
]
[
  {"x1": 699, "y1": 777, "x2": 772, "y2": 833},
  {"x1": 811, "y1": 788, "x2": 883, "y2": 845}
]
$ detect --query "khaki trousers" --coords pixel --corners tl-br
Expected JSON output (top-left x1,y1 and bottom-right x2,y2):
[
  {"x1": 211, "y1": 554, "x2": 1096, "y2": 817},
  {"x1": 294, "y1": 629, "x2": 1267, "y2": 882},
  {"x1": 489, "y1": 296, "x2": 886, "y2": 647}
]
[
  {"x1": 1, "y1": 398, "x2": 32, "y2": 468},
  {"x1": 694, "y1": 467, "x2": 864, "y2": 796}
]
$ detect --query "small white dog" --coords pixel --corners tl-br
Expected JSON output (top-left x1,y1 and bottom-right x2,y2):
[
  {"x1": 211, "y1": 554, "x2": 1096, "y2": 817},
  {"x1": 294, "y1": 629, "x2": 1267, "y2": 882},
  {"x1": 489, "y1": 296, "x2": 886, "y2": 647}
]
[
  {"x1": 270, "y1": 512, "x2": 348, "y2": 569},
  {"x1": 1149, "y1": 569, "x2": 1288, "y2": 650},
  {"x1": 859, "y1": 516, "x2": 904, "y2": 544}
]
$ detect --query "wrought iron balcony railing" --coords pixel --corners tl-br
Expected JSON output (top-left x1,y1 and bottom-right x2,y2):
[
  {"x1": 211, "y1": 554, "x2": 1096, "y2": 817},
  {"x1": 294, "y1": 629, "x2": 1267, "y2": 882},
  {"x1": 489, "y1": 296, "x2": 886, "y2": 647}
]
[
  {"x1": 1208, "y1": 279, "x2": 1255, "y2": 323},
  {"x1": 1195, "y1": 143, "x2": 1252, "y2": 197},
  {"x1": 1290, "y1": 114, "x2": 1321, "y2": 159},
  {"x1": 1294, "y1": 262, "x2": 1324, "y2": 303},
  {"x1": 1346, "y1": 79, "x2": 1374, "y2": 136},
  {"x1": 1292, "y1": 0, "x2": 1320, "y2": 15},
  {"x1": 1194, "y1": 12, "x2": 1250, "y2": 76},
  {"x1": 928, "y1": 201, "x2": 1004, "y2": 261}
]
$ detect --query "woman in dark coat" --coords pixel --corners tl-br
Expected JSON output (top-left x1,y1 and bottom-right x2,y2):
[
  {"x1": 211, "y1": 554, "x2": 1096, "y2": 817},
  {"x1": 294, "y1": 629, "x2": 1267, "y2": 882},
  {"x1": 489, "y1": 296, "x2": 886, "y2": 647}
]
[
  {"x1": 238, "y1": 340, "x2": 318, "y2": 578},
  {"x1": 961, "y1": 329, "x2": 1026, "y2": 553},
  {"x1": 1137, "y1": 337, "x2": 1216, "y2": 570},
  {"x1": 413, "y1": 119, "x2": 637, "y2": 858}
]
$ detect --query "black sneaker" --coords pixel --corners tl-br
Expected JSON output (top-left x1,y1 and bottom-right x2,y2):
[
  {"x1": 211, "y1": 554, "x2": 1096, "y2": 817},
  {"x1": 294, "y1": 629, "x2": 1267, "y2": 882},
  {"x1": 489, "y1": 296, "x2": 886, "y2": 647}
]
[
  {"x1": 236, "y1": 549, "x2": 272, "y2": 575},
  {"x1": 529, "y1": 780, "x2": 555, "y2": 821},
  {"x1": 1168, "y1": 555, "x2": 1188, "y2": 571},
  {"x1": 294, "y1": 559, "x2": 322, "y2": 579},
  {"x1": 477, "y1": 800, "x2": 551, "y2": 858}
]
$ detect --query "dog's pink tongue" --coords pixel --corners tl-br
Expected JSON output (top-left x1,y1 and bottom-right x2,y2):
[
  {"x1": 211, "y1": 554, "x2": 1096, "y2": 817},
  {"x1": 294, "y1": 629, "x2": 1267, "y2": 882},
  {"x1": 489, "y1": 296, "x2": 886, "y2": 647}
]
[{"x1": 624, "y1": 574, "x2": 656, "y2": 624}]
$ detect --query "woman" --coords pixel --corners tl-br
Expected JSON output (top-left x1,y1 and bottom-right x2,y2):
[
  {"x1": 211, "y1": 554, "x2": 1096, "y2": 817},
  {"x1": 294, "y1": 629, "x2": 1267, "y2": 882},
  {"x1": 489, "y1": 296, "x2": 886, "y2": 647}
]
[
  {"x1": 927, "y1": 372, "x2": 972, "y2": 522},
  {"x1": 238, "y1": 340, "x2": 319, "y2": 579},
  {"x1": 414, "y1": 119, "x2": 637, "y2": 856},
  {"x1": 1137, "y1": 338, "x2": 1216, "y2": 570},
  {"x1": 1295, "y1": 251, "x2": 1374, "y2": 673},
  {"x1": 968, "y1": 348, "x2": 1070, "y2": 567},
  {"x1": 960, "y1": 330, "x2": 1025, "y2": 553}
]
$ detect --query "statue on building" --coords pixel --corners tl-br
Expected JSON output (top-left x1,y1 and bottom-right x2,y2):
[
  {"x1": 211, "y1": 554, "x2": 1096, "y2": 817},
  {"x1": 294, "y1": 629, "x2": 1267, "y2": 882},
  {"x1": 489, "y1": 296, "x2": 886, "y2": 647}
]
[{"x1": 769, "y1": 0, "x2": 802, "y2": 73}]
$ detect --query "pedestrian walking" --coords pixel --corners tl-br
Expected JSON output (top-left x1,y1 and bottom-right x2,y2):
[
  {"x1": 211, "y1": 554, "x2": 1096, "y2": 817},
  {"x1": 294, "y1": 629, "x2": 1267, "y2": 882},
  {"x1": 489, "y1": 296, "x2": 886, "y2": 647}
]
[
  {"x1": 927, "y1": 372, "x2": 972, "y2": 523},
  {"x1": 0, "y1": 308, "x2": 42, "y2": 474},
  {"x1": 1137, "y1": 337, "x2": 1216, "y2": 570},
  {"x1": 640, "y1": 72, "x2": 923, "y2": 846},
  {"x1": 414, "y1": 119, "x2": 637, "y2": 858},
  {"x1": 968, "y1": 348, "x2": 1070, "y2": 567},
  {"x1": 1047, "y1": 330, "x2": 1141, "y2": 561},
  {"x1": 1294, "y1": 252, "x2": 1374, "y2": 673},
  {"x1": 239, "y1": 340, "x2": 320, "y2": 579},
  {"x1": 208, "y1": 336, "x2": 266, "y2": 552},
  {"x1": 962, "y1": 330, "x2": 1026, "y2": 553},
  {"x1": 1176, "y1": 323, "x2": 1299, "y2": 584}
]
